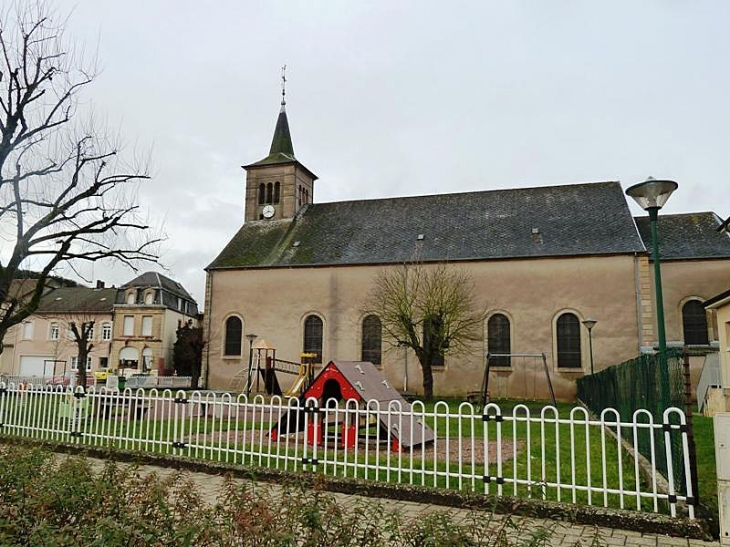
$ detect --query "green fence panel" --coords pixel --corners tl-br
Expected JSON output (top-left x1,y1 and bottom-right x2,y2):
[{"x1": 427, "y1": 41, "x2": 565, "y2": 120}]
[{"x1": 577, "y1": 349, "x2": 686, "y2": 494}]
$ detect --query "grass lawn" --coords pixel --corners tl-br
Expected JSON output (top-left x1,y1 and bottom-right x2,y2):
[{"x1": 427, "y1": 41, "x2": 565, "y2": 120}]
[{"x1": 691, "y1": 414, "x2": 717, "y2": 517}]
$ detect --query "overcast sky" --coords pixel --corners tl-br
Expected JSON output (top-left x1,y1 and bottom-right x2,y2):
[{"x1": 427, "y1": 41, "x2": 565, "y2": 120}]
[{"x1": 52, "y1": 0, "x2": 730, "y2": 305}]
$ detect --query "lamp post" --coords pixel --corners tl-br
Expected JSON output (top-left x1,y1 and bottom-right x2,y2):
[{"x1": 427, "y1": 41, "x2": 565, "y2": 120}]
[
  {"x1": 245, "y1": 333, "x2": 257, "y2": 395},
  {"x1": 582, "y1": 318, "x2": 597, "y2": 375},
  {"x1": 626, "y1": 177, "x2": 678, "y2": 407}
]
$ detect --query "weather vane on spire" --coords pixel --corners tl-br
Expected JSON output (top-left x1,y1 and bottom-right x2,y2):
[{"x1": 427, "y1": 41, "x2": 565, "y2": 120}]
[{"x1": 281, "y1": 64, "x2": 287, "y2": 106}]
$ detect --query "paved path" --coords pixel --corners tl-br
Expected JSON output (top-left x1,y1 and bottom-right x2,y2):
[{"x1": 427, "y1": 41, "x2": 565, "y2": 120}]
[{"x1": 84, "y1": 457, "x2": 717, "y2": 547}]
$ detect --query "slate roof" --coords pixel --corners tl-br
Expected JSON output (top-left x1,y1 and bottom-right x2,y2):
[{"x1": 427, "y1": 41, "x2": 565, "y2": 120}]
[
  {"x1": 120, "y1": 271, "x2": 195, "y2": 301},
  {"x1": 37, "y1": 287, "x2": 116, "y2": 314},
  {"x1": 634, "y1": 212, "x2": 730, "y2": 260},
  {"x1": 209, "y1": 181, "x2": 647, "y2": 270}
]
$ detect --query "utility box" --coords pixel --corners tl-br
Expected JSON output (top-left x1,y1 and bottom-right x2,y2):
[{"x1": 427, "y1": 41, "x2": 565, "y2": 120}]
[{"x1": 715, "y1": 413, "x2": 730, "y2": 544}]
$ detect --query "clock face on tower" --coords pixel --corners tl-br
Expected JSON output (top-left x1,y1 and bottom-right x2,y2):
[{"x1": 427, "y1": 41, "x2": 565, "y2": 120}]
[{"x1": 262, "y1": 204, "x2": 275, "y2": 219}]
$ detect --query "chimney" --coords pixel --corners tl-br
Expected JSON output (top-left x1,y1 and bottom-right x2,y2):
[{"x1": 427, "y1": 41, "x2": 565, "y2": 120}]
[{"x1": 96, "y1": 280, "x2": 105, "y2": 289}]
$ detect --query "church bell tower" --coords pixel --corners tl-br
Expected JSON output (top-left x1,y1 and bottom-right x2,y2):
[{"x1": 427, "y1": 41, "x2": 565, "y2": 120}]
[{"x1": 243, "y1": 70, "x2": 317, "y2": 222}]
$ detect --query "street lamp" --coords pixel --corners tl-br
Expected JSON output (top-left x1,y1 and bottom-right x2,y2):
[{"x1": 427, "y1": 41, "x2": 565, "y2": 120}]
[
  {"x1": 245, "y1": 333, "x2": 257, "y2": 395},
  {"x1": 626, "y1": 177, "x2": 678, "y2": 406},
  {"x1": 581, "y1": 318, "x2": 597, "y2": 375}
]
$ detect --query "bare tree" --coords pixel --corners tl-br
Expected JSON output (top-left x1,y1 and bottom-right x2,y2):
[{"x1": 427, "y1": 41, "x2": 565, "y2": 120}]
[
  {"x1": 0, "y1": 2, "x2": 159, "y2": 353},
  {"x1": 364, "y1": 262, "x2": 485, "y2": 400}
]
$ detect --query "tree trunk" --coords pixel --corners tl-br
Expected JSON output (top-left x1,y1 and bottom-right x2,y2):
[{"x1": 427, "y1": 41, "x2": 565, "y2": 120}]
[
  {"x1": 191, "y1": 364, "x2": 200, "y2": 390},
  {"x1": 77, "y1": 346, "x2": 88, "y2": 391},
  {"x1": 416, "y1": 349, "x2": 435, "y2": 400}
]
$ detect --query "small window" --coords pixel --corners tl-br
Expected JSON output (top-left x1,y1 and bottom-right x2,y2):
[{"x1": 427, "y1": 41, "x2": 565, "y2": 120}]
[
  {"x1": 177, "y1": 297, "x2": 183, "y2": 311},
  {"x1": 682, "y1": 300, "x2": 709, "y2": 345},
  {"x1": 303, "y1": 315, "x2": 323, "y2": 364},
  {"x1": 99, "y1": 357, "x2": 109, "y2": 369},
  {"x1": 224, "y1": 316, "x2": 243, "y2": 356},
  {"x1": 557, "y1": 313, "x2": 582, "y2": 368},
  {"x1": 258, "y1": 183, "x2": 266, "y2": 205},
  {"x1": 49, "y1": 322, "x2": 59, "y2": 341},
  {"x1": 142, "y1": 347, "x2": 153, "y2": 371},
  {"x1": 361, "y1": 315, "x2": 382, "y2": 365},
  {"x1": 126, "y1": 292, "x2": 135, "y2": 305},
  {"x1": 142, "y1": 316, "x2": 153, "y2": 336},
  {"x1": 71, "y1": 356, "x2": 92, "y2": 371},
  {"x1": 123, "y1": 316, "x2": 134, "y2": 336},
  {"x1": 274, "y1": 182, "x2": 280, "y2": 204},
  {"x1": 423, "y1": 315, "x2": 444, "y2": 367},
  {"x1": 266, "y1": 183, "x2": 273, "y2": 204},
  {"x1": 145, "y1": 292, "x2": 154, "y2": 305},
  {"x1": 86, "y1": 322, "x2": 94, "y2": 340},
  {"x1": 487, "y1": 314, "x2": 511, "y2": 367},
  {"x1": 22, "y1": 321, "x2": 34, "y2": 340},
  {"x1": 101, "y1": 322, "x2": 112, "y2": 341}
]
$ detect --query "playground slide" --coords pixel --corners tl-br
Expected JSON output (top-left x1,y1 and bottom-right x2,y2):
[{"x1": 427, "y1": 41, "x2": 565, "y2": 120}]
[{"x1": 284, "y1": 371, "x2": 307, "y2": 398}]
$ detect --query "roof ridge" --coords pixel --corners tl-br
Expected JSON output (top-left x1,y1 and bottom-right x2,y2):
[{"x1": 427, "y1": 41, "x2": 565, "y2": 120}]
[{"x1": 309, "y1": 180, "x2": 621, "y2": 208}]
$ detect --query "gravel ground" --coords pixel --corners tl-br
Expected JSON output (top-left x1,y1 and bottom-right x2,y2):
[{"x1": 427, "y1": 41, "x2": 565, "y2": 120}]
[{"x1": 184, "y1": 427, "x2": 520, "y2": 465}]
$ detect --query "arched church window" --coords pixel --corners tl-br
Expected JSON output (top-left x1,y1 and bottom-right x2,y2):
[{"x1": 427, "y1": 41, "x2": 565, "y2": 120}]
[
  {"x1": 258, "y1": 183, "x2": 266, "y2": 205},
  {"x1": 266, "y1": 183, "x2": 273, "y2": 204},
  {"x1": 224, "y1": 316, "x2": 243, "y2": 356},
  {"x1": 305, "y1": 188, "x2": 309, "y2": 203},
  {"x1": 487, "y1": 314, "x2": 511, "y2": 367},
  {"x1": 682, "y1": 300, "x2": 709, "y2": 345},
  {"x1": 274, "y1": 182, "x2": 280, "y2": 204},
  {"x1": 557, "y1": 313, "x2": 581, "y2": 368},
  {"x1": 303, "y1": 315, "x2": 323, "y2": 364},
  {"x1": 361, "y1": 315, "x2": 382, "y2": 365}
]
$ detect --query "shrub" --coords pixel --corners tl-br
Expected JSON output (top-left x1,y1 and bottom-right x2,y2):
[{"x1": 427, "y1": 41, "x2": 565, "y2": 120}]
[{"x1": 0, "y1": 445, "x2": 560, "y2": 546}]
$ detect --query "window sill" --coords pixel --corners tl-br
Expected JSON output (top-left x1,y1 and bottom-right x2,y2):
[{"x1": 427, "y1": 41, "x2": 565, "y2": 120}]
[
  {"x1": 488, "y1": 366, "x2": 513, "y2": 372},
  {"x1": 556, "y1": 368, "x2": 585, "y2": 373},
  {"x1": 222, "y1": 355, "x2": 242, "y2": 360}
]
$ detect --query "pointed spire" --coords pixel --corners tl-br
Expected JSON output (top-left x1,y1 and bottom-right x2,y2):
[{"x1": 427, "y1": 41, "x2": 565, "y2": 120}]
[
  {"x1": 245, "y1": 67, "x2": 318, "y2": 175},
  {"x1": 268, "y1": 103, "x2": 295, "y2": 158}
]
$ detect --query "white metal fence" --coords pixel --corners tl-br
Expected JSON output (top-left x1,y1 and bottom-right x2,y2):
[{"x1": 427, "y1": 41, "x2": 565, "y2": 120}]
[{"x1": 0, "y1": 382, "x2": 696, "y2": 519}]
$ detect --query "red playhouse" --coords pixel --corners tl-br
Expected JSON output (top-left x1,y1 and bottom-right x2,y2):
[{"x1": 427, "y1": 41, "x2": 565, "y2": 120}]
[{"x1": 269, "y1": 360, "x2": 435, "y2": 452}]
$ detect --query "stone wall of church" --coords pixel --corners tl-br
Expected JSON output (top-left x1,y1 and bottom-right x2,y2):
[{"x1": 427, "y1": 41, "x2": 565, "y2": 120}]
[
  {"x1": 646, "y1": 259, "x2": 729, "y2": 345},
  {"x1": 644, "y1": 258, "x2": 730, "y2": 399},
  {"x1": 204, "y1": 254, "x2": 645, "y2": 400}
]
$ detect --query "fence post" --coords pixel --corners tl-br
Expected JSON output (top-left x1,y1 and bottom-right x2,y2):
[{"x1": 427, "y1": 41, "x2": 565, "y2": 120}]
[{"x1": 683, "y1": 349, "x2": 700, "y2": 506}]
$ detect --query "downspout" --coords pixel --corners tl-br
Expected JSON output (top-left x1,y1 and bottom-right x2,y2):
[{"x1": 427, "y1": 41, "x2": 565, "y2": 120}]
[{"x1": 633, "y1": 252, "x2": 643, "y2": 354}]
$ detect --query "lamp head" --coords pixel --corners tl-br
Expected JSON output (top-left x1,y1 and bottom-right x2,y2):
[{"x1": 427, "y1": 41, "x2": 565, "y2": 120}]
[
  {"x1": 625, "y1": 177, "x2": 678, "y2": 211},
  {"x1": 582, "y1": 318, "x2": 598, "y2": 331},
  {"x1": 245, "y1": 333, "x2": 257, "y2": 342}
]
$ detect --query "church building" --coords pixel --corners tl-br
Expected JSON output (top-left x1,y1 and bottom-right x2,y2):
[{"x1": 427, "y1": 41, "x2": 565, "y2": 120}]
[{"x1": 203, "y1": 98, "x2": 730, "y2": 400}]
